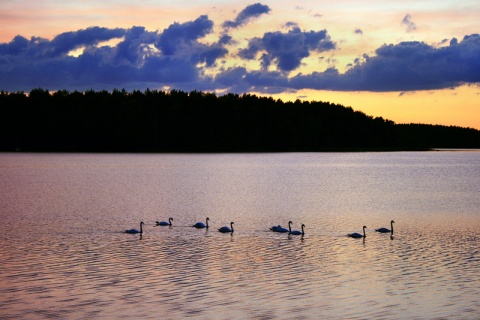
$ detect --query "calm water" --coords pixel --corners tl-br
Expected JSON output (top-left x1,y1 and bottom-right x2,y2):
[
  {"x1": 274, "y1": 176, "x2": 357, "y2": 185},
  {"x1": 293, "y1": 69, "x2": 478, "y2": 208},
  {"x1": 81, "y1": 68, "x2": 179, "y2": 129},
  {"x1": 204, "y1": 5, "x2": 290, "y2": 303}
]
[{"x1": 0, "y1": 152, "x2": 479, "y2": 319}]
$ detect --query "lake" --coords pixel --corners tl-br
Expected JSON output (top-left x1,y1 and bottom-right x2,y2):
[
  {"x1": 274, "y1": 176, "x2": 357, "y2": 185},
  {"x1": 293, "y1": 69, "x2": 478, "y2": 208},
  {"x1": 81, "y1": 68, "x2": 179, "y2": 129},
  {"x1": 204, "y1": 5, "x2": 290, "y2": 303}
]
[{"x1": 0, "y1": 152, "x2": 479, "y2": 319}]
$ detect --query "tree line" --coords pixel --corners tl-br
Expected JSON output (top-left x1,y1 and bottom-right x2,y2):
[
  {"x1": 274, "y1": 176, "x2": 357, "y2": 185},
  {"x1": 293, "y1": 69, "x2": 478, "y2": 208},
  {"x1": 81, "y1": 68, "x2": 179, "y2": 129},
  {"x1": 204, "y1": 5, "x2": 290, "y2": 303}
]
[{"x1": 1, "y1": 88, "x2": 479, "y2": 152}]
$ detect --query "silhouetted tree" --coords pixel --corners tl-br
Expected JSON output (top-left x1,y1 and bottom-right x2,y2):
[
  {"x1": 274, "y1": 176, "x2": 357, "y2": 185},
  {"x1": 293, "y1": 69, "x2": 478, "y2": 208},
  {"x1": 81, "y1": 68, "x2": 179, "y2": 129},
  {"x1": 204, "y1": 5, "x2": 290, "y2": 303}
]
[{"x1": 0, "y1": 88, "x2": 479, "y2": 152}]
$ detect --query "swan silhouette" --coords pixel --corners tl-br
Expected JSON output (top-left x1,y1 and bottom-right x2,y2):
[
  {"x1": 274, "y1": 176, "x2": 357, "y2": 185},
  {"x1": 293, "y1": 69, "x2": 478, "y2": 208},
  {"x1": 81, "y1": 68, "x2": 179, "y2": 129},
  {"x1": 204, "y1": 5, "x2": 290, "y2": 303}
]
[
  {"x1": 218, "y1": 222, "x2": 234, "y2": 233},
  {"x1": 270, "y1": 224, "x2": 289, "y2": 233},
  {"x1": 156, "y1": 217, "x2": 173, "y2": 226},
  {"x1": 290, "y1": 223, "x2": 305, "y2": 236},
  {"x1": 125, "y1": 221, "x2": 144, "y2": 234},
  {"x1": 193, "y1": 217, "x2": 209, "y2": 229},
  {"x1": 272, "y1": 223, "x2": 289, "y2": 233},
  {"x1": 376, "y1": 220, "x2": 394, "y2": 234},
  {"x1": 287, "y1": 221, "x2": 295, "y2": 233},
  {"x1": 269, "y1": 225, "x2": 282, "y2": 231},
  {"x1": 348, "y1": 226, "x2": 367, "y2": 238}
]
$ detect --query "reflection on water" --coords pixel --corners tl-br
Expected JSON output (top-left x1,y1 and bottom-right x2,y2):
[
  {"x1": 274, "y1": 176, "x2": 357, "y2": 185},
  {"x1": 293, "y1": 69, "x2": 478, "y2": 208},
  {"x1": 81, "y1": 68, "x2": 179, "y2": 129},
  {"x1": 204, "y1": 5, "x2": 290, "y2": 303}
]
[{"x1": 0, "y1": 152, "x2": 479, "y2": 319}]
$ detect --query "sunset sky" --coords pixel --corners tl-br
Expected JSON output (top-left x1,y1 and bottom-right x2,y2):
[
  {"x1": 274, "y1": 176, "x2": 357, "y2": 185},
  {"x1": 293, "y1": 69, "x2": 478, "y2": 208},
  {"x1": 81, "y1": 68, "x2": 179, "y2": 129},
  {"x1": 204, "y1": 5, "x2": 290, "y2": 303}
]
[{"x1": 1, "y1": 0, "x2": 479, "y2": 129}]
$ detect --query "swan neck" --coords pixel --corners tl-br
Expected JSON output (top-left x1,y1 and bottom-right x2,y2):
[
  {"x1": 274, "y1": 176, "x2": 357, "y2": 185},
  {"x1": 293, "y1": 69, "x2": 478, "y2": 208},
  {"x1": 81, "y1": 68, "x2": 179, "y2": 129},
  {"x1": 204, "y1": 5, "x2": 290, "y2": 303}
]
[{"x1": 230, "y1": 222, "x2": 234, "y2": 232}]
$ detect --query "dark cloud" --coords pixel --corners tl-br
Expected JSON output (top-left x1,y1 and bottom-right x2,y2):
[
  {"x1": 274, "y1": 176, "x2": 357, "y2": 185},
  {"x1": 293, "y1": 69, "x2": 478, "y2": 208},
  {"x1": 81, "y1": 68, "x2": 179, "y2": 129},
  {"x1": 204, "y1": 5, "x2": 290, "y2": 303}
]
[
  {"x1": 49, "y1": 27, "x2": 126, "y2": 57},
  {"x1": 0, "y1": 35, "x2": 29, "y2": 55},
  {"x1": 214, "y1": 67, "x2": 289, "y2": 94},
  {"x1": 156, "y1": 15, "x2": 214, "y2": 55},
  {"x1": 354, "y1": 28, "x2": 363, "y2": 35},
  {"x1": 0, "y1": 7, "x2": 479, "y2": 94},
  {"x1": 0, "y1": 16, "x2": 226, "y2": 92},
  {"x1": 0, "y1": 27, "x2": 125, "y2": 59},
  {"x1": 287, "y1": 34, "x2": 480, "y2": 91},
  {"x1": 155, "y1": 15, "x2": 229, "y2": 68},
  {"x1": 285, "y1": 22, "x2": 299, "y2": 29},
  {"x1": 115, "y1": 26, "x2": 157, "y2": 65},
  {"x1": 214, "y1": 67, "x2": 250, "y2": 93},
  {"x1": 214, "y1": 34, "x2": 480, "y2": 93},
  {"x1": 222, "y1": 3, "x2": 271, "y2": 29},
  {"x1": 401, "y1": 14, "x2": 416, "y2": 33},
  {"x1": 238, "y1": 27, "x2": 336, "y2": 72}
]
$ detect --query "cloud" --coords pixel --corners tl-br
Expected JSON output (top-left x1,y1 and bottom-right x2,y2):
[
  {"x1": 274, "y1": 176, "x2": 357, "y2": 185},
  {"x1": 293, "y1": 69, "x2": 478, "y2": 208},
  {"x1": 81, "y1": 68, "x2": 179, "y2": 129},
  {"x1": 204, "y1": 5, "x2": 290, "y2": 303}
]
[
  {"x1": 215, "y1": 34, "x2": 480, "y2": 93},
  {"x1": 401, "y1": 14, "x2": 416, "y2": 33},
  {"x1": 0, "y1": 27, "x2": 126, "y2": 59},
  {"x1": 0, "y1": 35, "x2": 29, "y2": 56},
  {"x1": 222, "y1": 3, "x2": 271, "y2": 29},
  {"x1": 0, "y1": 16, "x2": 225, "y2": 92},
  {"x1": 49, "y1": 27, "x2": 126, "y2": 57},
  {"x1": 115, "y1": 26, "x2": 157, "y2": 65},
  {"x1": 287, "y1": 34, "x2": 480, "y2": 91},
  {"x1": 354, "y1": 28, "x2": 363, "y2": 35},
  {"x1": 0, "y1": 7, "x2": 479, "y2": 94},
  {"x1": 156, "y1": 15, "x2": 214, "y2": 55},
  {"x1": 153, "y1": 15, "x2": 229, "y2": 69},
  {"x1": 238, "y1": 27, "x2": 336, "y2": 72}
]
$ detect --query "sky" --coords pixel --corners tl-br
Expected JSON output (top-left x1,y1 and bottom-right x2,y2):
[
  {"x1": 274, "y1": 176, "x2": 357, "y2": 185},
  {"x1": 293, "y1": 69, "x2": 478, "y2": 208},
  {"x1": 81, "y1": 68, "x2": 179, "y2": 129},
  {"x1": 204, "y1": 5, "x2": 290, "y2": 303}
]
[{"x1": 1, "y1": 0, "x2": 480, "y2": 129}]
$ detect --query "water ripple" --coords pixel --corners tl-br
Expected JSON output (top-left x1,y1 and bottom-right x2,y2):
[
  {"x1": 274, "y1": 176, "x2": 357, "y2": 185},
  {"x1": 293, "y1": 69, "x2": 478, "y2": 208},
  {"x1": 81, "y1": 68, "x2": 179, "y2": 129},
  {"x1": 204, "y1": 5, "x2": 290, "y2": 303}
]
[{"x1": 1, "y1": 152, "x2": 480, "y2": 319}]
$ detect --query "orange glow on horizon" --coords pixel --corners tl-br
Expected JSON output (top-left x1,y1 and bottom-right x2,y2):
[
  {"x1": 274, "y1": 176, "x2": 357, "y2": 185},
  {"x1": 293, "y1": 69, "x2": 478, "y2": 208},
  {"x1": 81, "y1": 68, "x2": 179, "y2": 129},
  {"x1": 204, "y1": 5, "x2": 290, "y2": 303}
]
[{"x1": 266, "y1": 85, "x2": 480, "y2": 130}]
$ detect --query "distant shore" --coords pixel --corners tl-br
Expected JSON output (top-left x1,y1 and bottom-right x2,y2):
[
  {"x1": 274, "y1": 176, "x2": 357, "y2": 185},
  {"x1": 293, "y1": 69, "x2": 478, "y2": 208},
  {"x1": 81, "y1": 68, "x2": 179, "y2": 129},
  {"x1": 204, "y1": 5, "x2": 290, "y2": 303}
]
[{"x1": 1, "y1": 89, "x2": 479, "y2": 152}]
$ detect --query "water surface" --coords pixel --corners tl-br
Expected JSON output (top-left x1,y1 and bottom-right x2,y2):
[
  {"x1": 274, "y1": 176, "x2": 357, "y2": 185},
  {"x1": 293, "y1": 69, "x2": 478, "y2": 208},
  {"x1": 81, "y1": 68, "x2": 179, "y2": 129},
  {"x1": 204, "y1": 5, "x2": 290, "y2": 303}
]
[{"x1": 0, "y1": 152, "x2": 479, "y2": 319}]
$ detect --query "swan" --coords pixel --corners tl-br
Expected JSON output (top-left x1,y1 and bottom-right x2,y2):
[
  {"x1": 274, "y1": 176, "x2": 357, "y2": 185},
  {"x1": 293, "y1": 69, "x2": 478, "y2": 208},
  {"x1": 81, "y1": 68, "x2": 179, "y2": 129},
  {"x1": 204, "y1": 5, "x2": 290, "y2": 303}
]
[
  {"x1": 193, "y1": 217, "x2": 209, "y2": 229},
  {"x1": 125, "y1": 221, "x2": 144, "y2": 234},
  {"x1": 290, "y1": 223, "x2": 305, "y2": 236},
  {"x1": 270, "y1": 224, "x2": 288, "y2": 232},
  {"x1": 218, "y1": 222, "x2": 234, "y2": 233},
  {"x1": 272, "y1": 224, "x2": 289, "y2": 233},
  {"x1": 287, "y1": 221, "x2": 295, "y2": 233},
  {"x1": 269, "y1": 225, "x2": 282, "y2": 231},
  {"x1": 348, "y1": 226, "x2": 367, "y2": 238},
  {"x1": 376, "y1": 220, "x2": 394, "y2": 234},
  {"x1": 156, "y1": 217, "x2": 173, "y2": 226}
]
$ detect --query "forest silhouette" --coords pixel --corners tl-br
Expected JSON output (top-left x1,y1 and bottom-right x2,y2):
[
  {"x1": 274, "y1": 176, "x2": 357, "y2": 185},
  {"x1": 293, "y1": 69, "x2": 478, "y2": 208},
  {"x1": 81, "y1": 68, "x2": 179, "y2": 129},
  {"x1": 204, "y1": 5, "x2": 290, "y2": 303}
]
[{"x1": 1, "y1": 88, "x2": 479, "y2": 152}]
